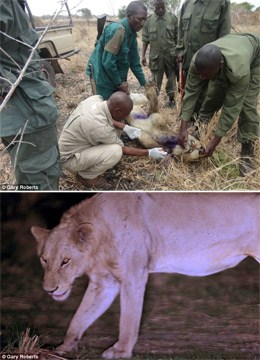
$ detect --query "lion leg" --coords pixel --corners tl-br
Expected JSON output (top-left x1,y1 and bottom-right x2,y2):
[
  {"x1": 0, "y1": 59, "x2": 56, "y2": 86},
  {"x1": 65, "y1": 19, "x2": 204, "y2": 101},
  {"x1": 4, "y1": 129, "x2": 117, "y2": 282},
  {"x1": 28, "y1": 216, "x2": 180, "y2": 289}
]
[
  {"x1": 56, "y1": 275, "x2": 120, "y2": 355},
  {"x1": 102, "y1": 270, "x2": 149, "y2": 359}
]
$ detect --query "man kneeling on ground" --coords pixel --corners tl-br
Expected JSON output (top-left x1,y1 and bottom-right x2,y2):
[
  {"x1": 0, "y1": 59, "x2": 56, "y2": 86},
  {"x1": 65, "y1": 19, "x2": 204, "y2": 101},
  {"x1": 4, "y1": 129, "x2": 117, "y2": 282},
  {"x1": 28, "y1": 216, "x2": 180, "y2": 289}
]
[{"x1": 58, "y1": 92, "x2": 167, "y2": 187}]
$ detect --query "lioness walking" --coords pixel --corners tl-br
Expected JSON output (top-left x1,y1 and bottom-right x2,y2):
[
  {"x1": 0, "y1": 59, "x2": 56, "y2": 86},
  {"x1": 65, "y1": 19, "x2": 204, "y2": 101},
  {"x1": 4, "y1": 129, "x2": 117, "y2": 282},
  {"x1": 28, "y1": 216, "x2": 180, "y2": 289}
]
[{"x1": 32, "y1": 193, "x2": 260, "y2": 359}]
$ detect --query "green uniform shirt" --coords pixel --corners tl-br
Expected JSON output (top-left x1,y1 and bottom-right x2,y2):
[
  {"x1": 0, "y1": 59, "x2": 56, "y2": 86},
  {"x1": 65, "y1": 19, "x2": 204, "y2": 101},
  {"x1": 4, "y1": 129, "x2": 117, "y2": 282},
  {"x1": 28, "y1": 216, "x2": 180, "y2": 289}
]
[
  {"x1": 177, "y1": 0, "x2": 231, "y2": 70},
  {"x1": 0, "y1": 0, "x2": 60, "y2": 137},
  {"x1": 182, "y1": 33, "x2": 260, "y2": 138},
  {"x1": 86, "y1": 17, "x2": 146, "y2": 92},
  {"x1": 142, "y1": 11, "x2": 178, "y2": 70}
]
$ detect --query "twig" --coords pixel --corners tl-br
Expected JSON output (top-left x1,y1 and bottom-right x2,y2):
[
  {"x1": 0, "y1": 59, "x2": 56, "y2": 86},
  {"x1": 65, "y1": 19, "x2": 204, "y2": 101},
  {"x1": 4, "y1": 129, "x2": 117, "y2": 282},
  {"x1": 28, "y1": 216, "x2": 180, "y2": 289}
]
[
  {"x1": 0, "y1": 0, "x2": 67, "y2": 113},
  {"x1": 45, "y1": 173, "x2": 53, "y2": 191},
  {"x1": 69, "y1": 0, "x2": 84, "y2": 12},
  {"x1": 13, "y1": 120, "x2": 29, "y2": 173},
  {"x1": 1, "y1": 139, "x2": 36, "y2": 155},
  {"x1": 0, "y1": 47, "x2": 22, "y2": 70},
  {"x1": 40, "y1": 349, "x2": 69, "y2": 360},
  {"x1": 0, "y1": 76, "x2": 14, "y2": 87},
  {"x1": 0, "y1": 129, "x2": 22, "y2": 152},
  {"x1": 0, "y1": 31, "x2": 33, "y2": 49}
]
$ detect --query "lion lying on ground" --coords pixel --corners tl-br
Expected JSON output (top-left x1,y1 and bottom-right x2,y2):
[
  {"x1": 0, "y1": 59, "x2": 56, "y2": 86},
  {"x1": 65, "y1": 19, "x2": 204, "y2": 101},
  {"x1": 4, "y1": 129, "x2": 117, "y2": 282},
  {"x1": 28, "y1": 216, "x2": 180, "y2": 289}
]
[
  {"x1": 127, "y1": 83, "x2": 204, "y2": 160},
  {"x1": 31, "y1": 193, "x2": 260, "y2": 359}
]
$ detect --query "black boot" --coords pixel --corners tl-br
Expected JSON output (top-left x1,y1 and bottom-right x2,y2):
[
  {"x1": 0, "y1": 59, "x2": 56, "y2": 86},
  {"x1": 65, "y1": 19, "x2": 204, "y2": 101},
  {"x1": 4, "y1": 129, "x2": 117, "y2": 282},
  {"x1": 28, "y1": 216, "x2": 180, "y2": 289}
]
[
  {"x1": 168, "y1": 95, "x2": 175, "y2": 109},
  {"x1": 239, "y1": 141, "x2": 254, "y2": 176}
]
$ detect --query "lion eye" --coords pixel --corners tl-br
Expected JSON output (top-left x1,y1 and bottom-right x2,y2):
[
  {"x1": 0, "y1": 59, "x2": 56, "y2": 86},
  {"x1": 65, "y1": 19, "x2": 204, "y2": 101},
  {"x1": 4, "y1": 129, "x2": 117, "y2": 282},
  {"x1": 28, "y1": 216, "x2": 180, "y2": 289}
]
[{"x1": 61, "y1": 258, "x2": 70, "y2": 267}]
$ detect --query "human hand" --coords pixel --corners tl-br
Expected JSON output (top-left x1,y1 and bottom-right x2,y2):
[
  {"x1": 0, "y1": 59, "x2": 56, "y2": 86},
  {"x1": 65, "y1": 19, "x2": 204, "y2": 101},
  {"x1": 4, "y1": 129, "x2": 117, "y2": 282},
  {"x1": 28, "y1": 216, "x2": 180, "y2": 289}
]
[
  {"x1": 178, "y1": 120, "x2": 188, "y2": 149},
  {"x1": 148, "y1": 147, "x2": 168, "y2": 159},
  {"x1": 200, "y1": 136, "x2": 222, "y2": 158},
  {"x1": 124, "y1": 125, "x2": 141, "y2": 140},
  {"x1": 142, "y1": 57, "x2": 147, "y2": 66},
  {"x1": 118, "y1": 81, "x2": 129, "y2": 95},
  {"x1": 178, "y1": 55, "x2": 183, "y2": 63}
]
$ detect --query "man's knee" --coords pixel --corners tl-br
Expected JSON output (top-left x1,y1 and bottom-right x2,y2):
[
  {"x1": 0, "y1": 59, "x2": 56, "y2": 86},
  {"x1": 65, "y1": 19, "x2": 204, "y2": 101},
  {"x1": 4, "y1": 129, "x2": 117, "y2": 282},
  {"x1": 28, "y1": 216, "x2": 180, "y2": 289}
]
[
  {"x1": 15, "y1": 145, "x2": 61, "y2": 190},
  {"x1": 108, "y1": 144, "x2": 123, "y2": 165}
]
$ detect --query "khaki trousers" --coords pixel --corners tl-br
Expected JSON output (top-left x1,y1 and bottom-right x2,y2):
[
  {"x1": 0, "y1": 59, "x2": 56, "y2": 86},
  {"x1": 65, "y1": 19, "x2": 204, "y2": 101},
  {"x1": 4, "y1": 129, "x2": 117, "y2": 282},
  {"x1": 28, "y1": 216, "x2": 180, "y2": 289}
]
[{"x1": 63, "y1": 144, "x2": 123, "y2": 179}]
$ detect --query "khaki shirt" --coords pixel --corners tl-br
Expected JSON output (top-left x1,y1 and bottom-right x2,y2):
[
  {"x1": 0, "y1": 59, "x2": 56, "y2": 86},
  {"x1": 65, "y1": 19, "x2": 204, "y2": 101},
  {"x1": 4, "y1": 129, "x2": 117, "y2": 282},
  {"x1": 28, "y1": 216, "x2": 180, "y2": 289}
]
[
  {"x1": 177, "y1": 0, "x2": 231, "y2": 69},
  {"x1": 59, "y1": 96, "x2": 123, "y2": 161}
]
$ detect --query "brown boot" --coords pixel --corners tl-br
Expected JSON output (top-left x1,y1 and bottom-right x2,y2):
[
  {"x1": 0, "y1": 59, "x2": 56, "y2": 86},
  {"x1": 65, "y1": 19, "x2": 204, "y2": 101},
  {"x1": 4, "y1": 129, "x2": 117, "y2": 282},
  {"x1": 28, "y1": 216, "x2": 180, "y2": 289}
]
[
  {"x1": 239, "y1": 141, "x2": 254, "y2": 176},
  {"x1": 77, "y1": 173, "x2": 106, "y2": 187}
]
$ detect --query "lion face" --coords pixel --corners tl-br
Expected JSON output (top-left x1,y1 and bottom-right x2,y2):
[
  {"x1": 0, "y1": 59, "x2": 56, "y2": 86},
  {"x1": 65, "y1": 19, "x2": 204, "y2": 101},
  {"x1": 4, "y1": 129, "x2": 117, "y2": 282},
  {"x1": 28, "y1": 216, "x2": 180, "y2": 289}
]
[
  {"x1": 173, "y1": 135, "x2": 204, "y2": 161},
  {"x1": 31, "y1": 223, "x2": 94, "y2": 302}
]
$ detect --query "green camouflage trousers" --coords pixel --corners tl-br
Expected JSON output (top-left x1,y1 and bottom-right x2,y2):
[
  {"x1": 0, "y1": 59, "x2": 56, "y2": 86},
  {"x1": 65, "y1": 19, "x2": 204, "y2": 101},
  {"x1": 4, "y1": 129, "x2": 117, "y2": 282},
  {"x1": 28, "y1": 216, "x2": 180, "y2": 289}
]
[
  {"x1": 199, "y1": 65, "x2": 260, "y2": 142},
  {"x1": 2, "y1": 125, "x2": 61, "y2": 190},
  {"x1": 150, "y1": 55, "x2": 176, "y2": 98}
]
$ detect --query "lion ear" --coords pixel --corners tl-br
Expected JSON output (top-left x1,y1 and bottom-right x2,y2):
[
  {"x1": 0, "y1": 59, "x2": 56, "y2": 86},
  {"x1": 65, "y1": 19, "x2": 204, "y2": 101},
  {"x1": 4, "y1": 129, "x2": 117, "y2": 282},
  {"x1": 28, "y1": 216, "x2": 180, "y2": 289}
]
[
  {"x1": 76, "y1": 223, "x2": 93, "y2": 244},
  {"x1": 31, "y1": 226, "x2": 50, "y2": 243}
]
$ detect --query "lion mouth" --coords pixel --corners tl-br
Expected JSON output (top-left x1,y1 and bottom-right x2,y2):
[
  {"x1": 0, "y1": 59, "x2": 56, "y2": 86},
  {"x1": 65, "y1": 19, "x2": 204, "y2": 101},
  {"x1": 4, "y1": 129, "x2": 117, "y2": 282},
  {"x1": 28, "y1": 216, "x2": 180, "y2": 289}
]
[{"x1": 52, "y1": 288, "x2": 71, "y2": 301}]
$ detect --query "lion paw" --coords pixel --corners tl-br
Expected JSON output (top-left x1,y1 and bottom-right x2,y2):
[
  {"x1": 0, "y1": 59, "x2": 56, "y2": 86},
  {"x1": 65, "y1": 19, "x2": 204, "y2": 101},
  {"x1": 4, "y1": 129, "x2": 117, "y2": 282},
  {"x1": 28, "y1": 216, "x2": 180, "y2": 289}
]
[
  {"x1": 56, "y1": 342, "x2": 78, "y2": 355},
  {"x1": 102, "y1": 346, "x2": 132, "y2": 359}
]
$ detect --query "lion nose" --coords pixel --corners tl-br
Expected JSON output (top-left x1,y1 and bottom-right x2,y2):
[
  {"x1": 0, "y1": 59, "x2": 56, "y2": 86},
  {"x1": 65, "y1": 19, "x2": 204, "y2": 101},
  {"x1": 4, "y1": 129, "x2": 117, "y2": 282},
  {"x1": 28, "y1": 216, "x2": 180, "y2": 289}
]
[{"x1": 44, "y1": 285, "x2": 59, "y2": 294}]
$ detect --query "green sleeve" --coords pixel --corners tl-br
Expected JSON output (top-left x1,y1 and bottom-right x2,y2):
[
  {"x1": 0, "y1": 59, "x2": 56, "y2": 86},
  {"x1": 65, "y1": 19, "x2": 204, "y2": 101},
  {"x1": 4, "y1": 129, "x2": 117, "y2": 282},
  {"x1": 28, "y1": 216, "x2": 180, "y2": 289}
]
[
  {"x1": 142, "y1": 22, "x2": 149, "y2": 45},
  {"x1": 0, "y1": 2, "x2": 17, "y2": 92},
  {"x1": 129, "y1": 39, "x2": 146, "y2": 86},
  {"x1": 102, "y1": 27, "x2": 126, "y2": 87},
  {"x1": 102, "y1": 51, "x2": 123, "y2": 87},
  {"x1": 181, "y1": 62, "x2": 204, "y2": 121},
  {"x1": 217, "y1": 0, "x2": 231, "y2": 38},
  {"x1": 216, "y1": 75, "x2": 249, "y2": 137}
]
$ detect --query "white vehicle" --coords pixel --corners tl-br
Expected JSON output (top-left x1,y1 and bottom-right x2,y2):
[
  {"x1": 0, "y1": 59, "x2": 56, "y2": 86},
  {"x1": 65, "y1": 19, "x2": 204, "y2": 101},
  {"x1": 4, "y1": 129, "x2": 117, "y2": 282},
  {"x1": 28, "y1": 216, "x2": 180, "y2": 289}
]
[{"x1": 24, "y1": 0, "x2": 80, "y2": 86}]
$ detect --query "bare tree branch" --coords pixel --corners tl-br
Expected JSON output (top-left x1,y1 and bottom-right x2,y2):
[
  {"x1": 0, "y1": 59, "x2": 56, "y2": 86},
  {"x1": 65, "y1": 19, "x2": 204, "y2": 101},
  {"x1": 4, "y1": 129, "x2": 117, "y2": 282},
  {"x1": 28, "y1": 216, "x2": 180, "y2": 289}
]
[
  {"x1": 0, "y1": 76, "x2": 14, "y2": 88},
  {"x1": 0, "y1": 47, "x2": 22, "y2": 70},
  {"x1": 69, "y1": 0, "x2": 84, "y2": 12},
  {"x1": 0, "y1": 0, "x2": 67, "y2": 113},
  {"x1": 1, "y1": 129, "x2": 22, "y2": 153},
  {"x1": 13, "y1": 120, "x2": 30, "y2": 174},
  {"x1": 0, "y1": 30, "x2": 33, "y2": 49}
]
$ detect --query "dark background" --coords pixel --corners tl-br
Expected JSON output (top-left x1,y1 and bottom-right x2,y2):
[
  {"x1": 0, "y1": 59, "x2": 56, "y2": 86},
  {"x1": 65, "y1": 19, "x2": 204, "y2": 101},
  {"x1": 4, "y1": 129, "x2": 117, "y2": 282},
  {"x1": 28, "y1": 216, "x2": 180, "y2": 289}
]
[{"x1": 1, "y1": 193, "x2": 259, "y2": 359}]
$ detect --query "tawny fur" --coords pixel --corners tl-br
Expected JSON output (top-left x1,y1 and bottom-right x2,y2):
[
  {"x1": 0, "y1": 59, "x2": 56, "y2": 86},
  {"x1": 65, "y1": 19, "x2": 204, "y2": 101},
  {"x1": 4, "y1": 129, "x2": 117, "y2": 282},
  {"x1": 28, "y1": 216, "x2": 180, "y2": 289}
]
[
  {"x1": 31, "y1": 193, "x2": 260, "y2": 359},
  {"x1": 127, "y1": 83, "x2": 204, "y2": 160}
]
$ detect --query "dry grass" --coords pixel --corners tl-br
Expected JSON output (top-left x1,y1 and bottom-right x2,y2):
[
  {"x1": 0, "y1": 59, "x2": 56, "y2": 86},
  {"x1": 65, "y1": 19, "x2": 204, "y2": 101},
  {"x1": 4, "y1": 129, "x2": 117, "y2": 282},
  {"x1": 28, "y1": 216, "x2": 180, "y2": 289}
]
[
  {"x1": 0, "y1": 328, "x2": 68, "y2": 360},
  {"x1": 0, "y1": 19, "x2": 259, "y2": 191}
]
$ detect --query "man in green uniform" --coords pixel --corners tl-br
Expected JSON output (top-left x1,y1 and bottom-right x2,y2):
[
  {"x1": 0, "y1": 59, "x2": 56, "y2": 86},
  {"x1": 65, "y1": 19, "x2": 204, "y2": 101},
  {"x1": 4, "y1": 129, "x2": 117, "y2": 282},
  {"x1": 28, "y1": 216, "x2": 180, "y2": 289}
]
[
  {"x1": 141, "y1": 0, "x2": 178, "y2": 109},
  {"x1": 178, "y1": 33, "x2": 260, "y2": 176},
  {"x1": 177, "y1": 0, "x2": 231, "y2": 113},
  {"x1": 0, "y1": 0, "x2": 61, "y2": 190},
  {"x1": 86, "y1": 1, "x2": 147, "y2": 100}
]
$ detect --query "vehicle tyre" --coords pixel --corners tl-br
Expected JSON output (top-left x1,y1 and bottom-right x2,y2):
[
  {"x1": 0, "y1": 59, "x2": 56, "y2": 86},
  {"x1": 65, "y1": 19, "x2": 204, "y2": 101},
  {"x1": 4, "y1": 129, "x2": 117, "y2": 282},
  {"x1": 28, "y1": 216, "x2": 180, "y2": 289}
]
[{"x1": 41, "y1": 60, "x2": 56, "y2": 87}]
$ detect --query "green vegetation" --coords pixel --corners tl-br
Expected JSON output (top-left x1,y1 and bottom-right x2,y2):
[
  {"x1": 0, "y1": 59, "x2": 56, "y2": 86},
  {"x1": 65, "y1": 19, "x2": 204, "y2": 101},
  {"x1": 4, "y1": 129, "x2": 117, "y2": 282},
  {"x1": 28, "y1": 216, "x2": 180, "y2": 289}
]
[
  {"x1": 118, "y1": 5, "x2": 127, "y2": 19},
  {"x1": 212, "y1": 150, "x2": 240, "y2": 178},
  {"x1": 77, "y1": 8, "x2": 92, "y2": 19},
  {"x1": 231, "y1": 1, "x2": 257, "y2": 12}
]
